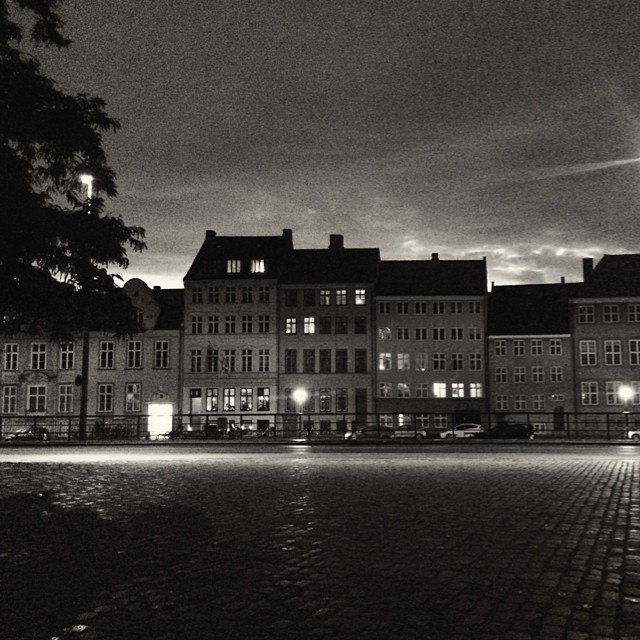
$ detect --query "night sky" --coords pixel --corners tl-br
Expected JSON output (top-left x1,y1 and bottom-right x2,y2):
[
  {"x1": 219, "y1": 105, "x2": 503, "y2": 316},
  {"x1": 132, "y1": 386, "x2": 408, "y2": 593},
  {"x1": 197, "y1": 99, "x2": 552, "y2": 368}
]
[{"x1": 32, "y1": 0, "x2": 640, "y2": 287}]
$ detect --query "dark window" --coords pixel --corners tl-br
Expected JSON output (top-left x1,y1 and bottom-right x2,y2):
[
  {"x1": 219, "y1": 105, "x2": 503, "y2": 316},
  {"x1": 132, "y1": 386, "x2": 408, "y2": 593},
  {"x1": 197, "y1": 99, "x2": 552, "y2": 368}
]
[
  {"x1": 335, "y1": 349, "x2": 348, "y2": 373},
  {"x1": 354, "y1": 316, "x2": 367, "y2": 334},
  {"x1": 355, "y1": 349, "x2": 367, "y2": 373},
  {"x1": 284, "y1": 290, "x2": 298, "y2": 307},
  {"x1": 303, "y1": 289, "x2": 316, "y2": 306},
  {"x1": 335, "y1": 316, "x2": 348, "y2": 334},
  {"x1": 319, "y1": 349, "x2": 331, "y2": 373},
  {"x1": 319, "y1": 316, "x2": 332, "y2": 334},
  {"x1": 284, "y1": 349, "x2": 297, "y2": 373},
  {"x1": 303, "y1": 349, "x2": 315, "y2": 373}
]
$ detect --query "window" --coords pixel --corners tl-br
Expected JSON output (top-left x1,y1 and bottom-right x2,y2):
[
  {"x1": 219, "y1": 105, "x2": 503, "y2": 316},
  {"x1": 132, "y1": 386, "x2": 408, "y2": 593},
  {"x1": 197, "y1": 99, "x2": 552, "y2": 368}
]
[
  {"x1": 495, "y1": 368, "x2": 507, "y2": 383},
  {"x1": 208, "y1": 315, "x2": 220, "y2": 334},
  {"x1": 335, "y1": 289, "x2": 347, "y2": 305},
  {"x1": 240, "y1": 388, "x2": 253, "y2": 411},
  {"x1": 549, "y1": 339, "x2": 562, "y2": 355},
  {"x1": 469, "y1": 301, "x2": 481, "y2": 314},
  {"x1": 433, "y1": 328, "x2": 445, "y2": 340},
  {"x1": 496, "y1": 395, "x2": 508, "y2": 411},
  {"x1": 335, "y1": 317, "x2": 348, "y2": 334},
  {"x1": 451, "y1": 382, "x2": 464, "y2": 398},
  {"x1": 355, "y1": 289, "x2": 366, "y2": 305},
  {"x1": 127, "y1": 340, "x2": 142, "y2": 368},
  {"x1": 241, "y1": 349, "x2": 253, "y2": 372},
  {"x1": 258, "y1": 349, "x2": 270, "y2": 372},
  {"x1": 4, "y1": 343, "x2": 18, "y2": 370},
  {"x1": 451, "y1": 354, "x2": 464, "y2": 370},
  {"x1": 433, "y1": 354, "x2": 446, "y2": 370},
  {"x1": 284, "y1": 290, "x2": 298, "y2": 307},
  {"x1": 631, "y1": 340, "x2": 640, "y2": 365},
  {"x1": 191, "y1": 314, "x2": 203, "y2": 334},
  {"x1": 319, "y1": 349, "x2": 331, "y2": 373},
  {"x1": 318, "y1": 316, "x2": 331, "y2": 334},
  {"x1": 285, "y1": 349, "x2": 297, "y2": 373},
  {"x1": 336, "y1": 389, "x2": 348, "y2": 412},
  {"x1": 469, "y1": 327, "x2": 482, "y2": 340},
  {"x1": 97, "y1": 383, "x2": 113, "y2": 413},
  {"x1": 628, "y1": 303, "x2": 640, "y2": 322},
  {"x1": 241, "y1": 315, "x2": 253, "y2": 333},
  {"x1": 303, "y1": 317, "x2": 316, "y2": 334},
  {"x1": 58, "y1": 384, "x2": 73, "y2": 413},
  {"x1": 379, "y1": 302, "x2": 391, "y2": 314},
  {"x1": 469, "y1": 383, "x2": 483, "y2": 398},
  {"x1": 606, "y1": 381, "x2": 624, "y2": 406},
  {"x1": 355, "y1": 349, "x2": 367, "y2": 373},
  {"x1": 433, "y1": 302, "x2": 445, "y2": 315},
  {"x1": 223, "y1": 349, "x2": 236, "y2": 373},
  {"x1": 303, "y1": 289, "x2": 315, "y2": 306},
  {"x1": 415, "y1": 302, "x2": 428, "y2": 314},
  {"x1": 258, "y1": 315, "x2": 270, "y2": 333},
  {"x1": 416, "y1": 383, "x2": 429, "y2": 398},
  {"x1": 579, "y1": 340, "x2": 597, "y2": 366},
  {"x1": 531, "y1": 339, "x2": 543, "y2": 355},
  {"x1": 227, "y1": 259, "x2": 241, "y2": 273},
  {"x1": 125, "y1": 383, "x2": 141, "y2": 412},
  {"x1": 285, "y1": 317, "x2": 297, "y2": 334},
  {"x1": 354, "y1": 317, "x2": 367, "y2": 334},
  {"x1": 604, "y1": 340, "x2": 622, "y2": 366},
  {"x1": 225, "y1": 316, "x2": 236, "y2": 333},
  {"x1": 251, "y1": 259, "x2": 265, "y2": 273},
  {"x1": 415, "y1": 353, "x2": 428, "y2": 371},
  {"x1": 397, "y1": 327, "x2": 410, "y2": 340},
  {"x1": 223, "y1": 388, "x2": 236, "y2": 411},
  {"x1": 191, "y1": 286, "x2": 203, "y2": 303},
  {"x1": 378, "y1": 327, "x2": 391, "y2": 340},
  {"x1": 451, "y1": 301, "x2": 463, "y2": 314},
  {"x1": 258, "y1": 286, "x2": 270, "y2": 303},
  {"x1": 257, "y1": 388, "x2": 270, "y2": 411},
  {"x1": 494, "y1": 340, "x2": 506, "y2": 356},
  {"x1": 320, "y1": 290, "x2": 331, "y2": 306},
  {"x1": 335, "y1": 349, "x2": 348, "y2": 373},
  {"x1": 416, "y1": 328, "x2": 428, "y2": 340},
  {"x1": 603, "y1": 304, "x2": 620, "y2": 323},
  {"x1": 531, "y1": 394, "x2": 545, "y2": 410},
  {"x1": 451, "y1": 328, "x2": 463, "y2": 340},
  {"x1": 319, "y1": 389, "x2": 331, "y2": 412},
  {"x1": 27, "y1": 385, "x2": 47, "y2": 412},
  {"x1": 205, "y1": 388, "x2": 218, "y2": 412},
  {"x1": 379, "y1": 382, "x2": 392, "y2": 398},
  {"x1": 433, "y1": 383, "x2": 447, "y2": 398},
  {"x1": 31, "y1": 343, "x2": 47, "y2": 370},
  {"x1": 303, "y1": 349, "x2": 315, "y2": 373},
  {"x1": 397, "y1": 302, "x2": 409, "y2": 314},
  {"x1": 154, "y1": 341, "x2": 169, "y2": 368},
  {"x1": 581, "y1": 381, "x2": 599, "y2": 405},
  {"x1": 397, "y1": 383, "x2": 410, "y2": 398},
  {"x1": 397, "y1": 353, "x2": 410, "y2": 370},
  {"x1": 207, "y1": 348, "x2": 220, "y2": 372},
  {"x1": 578, "y1": 305, "x2": 594, "y2": 323},
  {"x1": 242, "y1": 286, "x2": 253, "y2": 303},
  {"x1": 514, "y1": 395, "x2": 527, "y2": 410},
  {"x1": 514, "y1": 367, "x2": 526, "y2": 383},
  {"x1": 378, "y1": 352, "x2": 391, "y2": 370},
  {"x1": 3, "y1": 385, "x2": 17, "y2": 413},
  {"x1": 513, "y1": 340, "x2": 525, "y2": 356},
  {"x1": 190, "y1": 349, "x2": 202, "y2": 372},
  {"x1": 56, "y1": 342, "x2": 74, "y2": 370},
  {"x1": 551, "y1": 366, "x2": 563, "y2": 382},
  {"x1": 98, "y1": 342, "x2": 114, "y2": 369},
  {"x1": 532, "y1": 366, "x2": 544, "y2": 383},
  {"x1": 469, "y1": 354, "x2": 482, "y2": 370},
  {"x1": 208, "y1": 286, "x2": 220, "y2": 304},
  {"x1": 225, "y1": 287, "x2": 236, "y2": 303}
]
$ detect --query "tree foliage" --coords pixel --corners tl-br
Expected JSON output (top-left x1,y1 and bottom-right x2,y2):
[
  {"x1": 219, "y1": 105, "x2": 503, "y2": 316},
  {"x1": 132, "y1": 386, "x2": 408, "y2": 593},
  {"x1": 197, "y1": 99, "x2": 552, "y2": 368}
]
[{"x1": 0, "y1": 0, "x2": 146, "y2": 338}]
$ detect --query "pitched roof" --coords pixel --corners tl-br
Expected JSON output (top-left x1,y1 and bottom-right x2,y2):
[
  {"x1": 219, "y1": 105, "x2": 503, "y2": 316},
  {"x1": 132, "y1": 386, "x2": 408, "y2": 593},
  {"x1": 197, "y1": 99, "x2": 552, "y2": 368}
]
[
  {"x1": 184, "y1": 231, "x2": 293, "y2": 280},
  {"x1": 575, "y1": 254, "x2": 640, "y2": 298},
  {"x1": 280, "y1": 248, "x2": 381, "y2": 284},
  {"x1": 488, "y1": 283, "x2": 580, "y2": 335},
  {"x1": 375, "y1": 259, "x2": 487, "y2": 296}
]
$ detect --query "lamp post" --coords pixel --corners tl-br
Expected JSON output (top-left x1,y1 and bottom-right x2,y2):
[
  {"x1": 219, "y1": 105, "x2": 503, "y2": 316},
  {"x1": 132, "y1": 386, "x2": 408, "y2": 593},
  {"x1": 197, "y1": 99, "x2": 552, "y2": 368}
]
[
  {"x1": 80, "y1": 173, "x2": 94, "y2": 200},
  {"x1": 618, "y1": 384, "x2": 634, "y2": 433},
  {"x1": 292, "y1": 388, "x2": 309, "y2": 437}
]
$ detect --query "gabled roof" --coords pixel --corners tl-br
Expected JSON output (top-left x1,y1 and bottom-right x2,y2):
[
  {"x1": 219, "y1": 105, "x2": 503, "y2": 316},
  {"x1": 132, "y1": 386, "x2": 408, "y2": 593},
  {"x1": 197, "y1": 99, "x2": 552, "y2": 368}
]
[
  {"x1": 375, "y1": 259, "x2": 487, "y2": 296},
  {"x1": 184, "y1": 230, "x2": 293, "y2": 280},
  {"x1": 575, "y1": 254, "x2": 640, "y2": 298},
  {"x1": 152, "y1": 288, "x2": 183, "y2": 330},
  {"x1": 280, "y1": 248, "x2": 380, "y2": 284},
  {"x1": 488, "y1": 283, "x2": 580, "y2": 336}
]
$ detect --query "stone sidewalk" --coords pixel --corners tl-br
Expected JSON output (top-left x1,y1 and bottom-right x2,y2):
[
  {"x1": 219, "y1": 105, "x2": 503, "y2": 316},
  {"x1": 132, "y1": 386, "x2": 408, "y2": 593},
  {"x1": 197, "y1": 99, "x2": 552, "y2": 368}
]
[{"x1": 0, "y1": 445, "x2": 639, "y2": 639}]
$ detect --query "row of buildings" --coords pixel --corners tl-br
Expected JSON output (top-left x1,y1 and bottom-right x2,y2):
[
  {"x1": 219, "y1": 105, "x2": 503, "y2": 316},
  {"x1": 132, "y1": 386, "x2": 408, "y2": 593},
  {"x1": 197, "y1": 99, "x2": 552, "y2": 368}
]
[{"x1": 2, "y1": 229, "x2": 640, "y2": 436}]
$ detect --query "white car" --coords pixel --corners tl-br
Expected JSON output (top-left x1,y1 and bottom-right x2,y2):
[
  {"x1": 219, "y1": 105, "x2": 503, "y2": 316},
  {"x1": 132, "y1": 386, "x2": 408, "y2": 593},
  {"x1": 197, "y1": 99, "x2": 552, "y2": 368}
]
[
  {"x1": 439, "y1": 423, "x2": 482, "y2": 439},
  {"x1": 628, "y1": 429, "x2": 640, "y2": 441}
]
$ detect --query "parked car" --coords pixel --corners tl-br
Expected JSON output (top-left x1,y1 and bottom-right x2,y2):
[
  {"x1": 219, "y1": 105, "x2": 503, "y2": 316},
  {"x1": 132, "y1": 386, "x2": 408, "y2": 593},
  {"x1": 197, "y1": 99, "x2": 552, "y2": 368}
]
[
  {"x1": 393, "y1": 425, "x2": 429, "y2": 439},
  {"x1": 473, "y1": 422, "x2": 535, "y2": 440},
  {"x1": 344, "y1": 425, "x2": 395, "y2": 442},
  {"x1": 439, "y1": 423, "x2": 482, "y2": 439},
  {"x1": 6, "y1": 427, "x2": 50, "y2": 441},
  {"x1": 628, "y1": 429, "x2": 640, "y2": 440}
]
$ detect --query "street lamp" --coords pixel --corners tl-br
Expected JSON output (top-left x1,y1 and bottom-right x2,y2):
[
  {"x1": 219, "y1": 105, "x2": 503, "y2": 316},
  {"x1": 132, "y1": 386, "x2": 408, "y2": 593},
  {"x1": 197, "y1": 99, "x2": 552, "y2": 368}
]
[
  {"x1": 80, "y1": 174, "x2": 94, "y2": 200},
  {"x1": 292, "y1": 388, "x2": 309, "y2": 437},
  {"x1": 619, "y1": 384, "x2": 634, "y2": 432}
]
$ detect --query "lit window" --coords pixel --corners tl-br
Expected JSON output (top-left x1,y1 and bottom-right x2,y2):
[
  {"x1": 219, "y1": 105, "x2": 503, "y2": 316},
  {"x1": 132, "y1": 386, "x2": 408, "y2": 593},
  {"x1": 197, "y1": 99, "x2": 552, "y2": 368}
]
[
  {"x1": 470, "y1": 383, "x2": 483, "y2": 398},
  {"x1": 320, "y1": 289, "x2": 331, "y2": 306},
  {"x1": 285, "y1": 318, "x2": 297, "y2": 334},
  {"x1": 251, "y1": 259, "x2": 265, "y2": 273},
  {"x1": 378, "y1": 352, "x2": 392, "y2": 370},
  {"x1": 397, "y1": 383, "x2": 410, "y2": 398},
  {"x1": 397, "y1": 353, "x2": 410, "y2": 370},
  {"x1": 240, "y1": 388, "x2": 253, "y2": 411},
  {"x1": 223, "y1": 388, "x2": 236, "y2": 411},
  {"x1": 433, "y1": 383, "x2": 447, "y2": 398},
  {"x1": 335, "y1": 289, "x2": 347, "y2": 305},
  {"x1": 125, "y1": 383, "x2": 141, "y2": 412},
  {"x1": 451, "y1": 383, "x2": 464, "y2": 398},
  {"x1": 257, "y1": 388, "x2": 270, "y2": 411},
  {"x1": 355, "y1": 289, "x2": 366, "y2": 305},
  {"x1": 379, "y1": 382, "x2": 392, "y2": 397},
  {"x1": 304, "y1": 317, "x2": 316, "y2": 334},
  {"x1": 227, "y1": 259, "x2": 241, "y2": 273}
]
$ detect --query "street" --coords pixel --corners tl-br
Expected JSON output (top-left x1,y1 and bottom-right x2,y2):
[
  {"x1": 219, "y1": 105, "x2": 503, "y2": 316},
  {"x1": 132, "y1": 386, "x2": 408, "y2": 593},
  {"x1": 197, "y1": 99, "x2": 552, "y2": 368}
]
[{"x1": 1, "y1": 444, "x2": 639, "y2": 639}]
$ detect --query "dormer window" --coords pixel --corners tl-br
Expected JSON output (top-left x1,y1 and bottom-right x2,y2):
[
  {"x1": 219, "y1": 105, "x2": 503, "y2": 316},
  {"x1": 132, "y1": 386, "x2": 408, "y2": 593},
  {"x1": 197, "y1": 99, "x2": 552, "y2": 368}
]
[
  {"x1": 227, "y1": 259, "x2": 241, "y2": 273},
  {"x1": 251, "y1": 259, "x2": 265, "y2": 273}
]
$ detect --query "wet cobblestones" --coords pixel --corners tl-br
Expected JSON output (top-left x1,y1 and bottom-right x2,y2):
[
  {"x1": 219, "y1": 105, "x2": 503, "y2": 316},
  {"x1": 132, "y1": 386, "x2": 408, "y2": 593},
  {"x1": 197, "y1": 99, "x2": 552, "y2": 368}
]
[{"x1": 0, "y1": 445, "x2": 639, "y2": 639}]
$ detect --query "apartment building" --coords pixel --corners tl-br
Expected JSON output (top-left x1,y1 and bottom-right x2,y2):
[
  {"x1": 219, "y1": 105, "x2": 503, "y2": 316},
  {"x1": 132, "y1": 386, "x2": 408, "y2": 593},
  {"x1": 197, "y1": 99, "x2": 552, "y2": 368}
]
[
  {"x1": 487, "y1": 282, "x2": 578, "y2": 432},
  {"x1": 374, "y1": 255, "x2": 487, "y2": 428}
]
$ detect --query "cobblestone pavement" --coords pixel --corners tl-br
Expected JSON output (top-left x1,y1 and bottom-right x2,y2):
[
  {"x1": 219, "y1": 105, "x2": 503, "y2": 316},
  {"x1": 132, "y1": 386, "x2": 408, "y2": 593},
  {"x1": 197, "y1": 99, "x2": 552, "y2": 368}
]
[{"x1": 1, "y1": 444, "x2": 639, "y2": 640}]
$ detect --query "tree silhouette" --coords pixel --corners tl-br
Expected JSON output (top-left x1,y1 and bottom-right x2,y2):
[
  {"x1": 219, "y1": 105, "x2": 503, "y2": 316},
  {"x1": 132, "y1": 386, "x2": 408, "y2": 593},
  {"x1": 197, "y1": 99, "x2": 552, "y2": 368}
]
[{"x1": 0, "y1": 0, "x2": 145, "y2": 338}]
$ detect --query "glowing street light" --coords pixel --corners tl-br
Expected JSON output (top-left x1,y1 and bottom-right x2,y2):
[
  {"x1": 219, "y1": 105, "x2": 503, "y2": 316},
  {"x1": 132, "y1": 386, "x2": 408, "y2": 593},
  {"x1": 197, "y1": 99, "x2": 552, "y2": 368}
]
[
  {"x1": 80, "y1": 173, "x2": 94, "y2": 199},
  {"x1": 618, "y1": 384, "x2": 634, "y2": 411},
  {"x1": 292, "y1": 388, "x2": 309, "y2": 437}
]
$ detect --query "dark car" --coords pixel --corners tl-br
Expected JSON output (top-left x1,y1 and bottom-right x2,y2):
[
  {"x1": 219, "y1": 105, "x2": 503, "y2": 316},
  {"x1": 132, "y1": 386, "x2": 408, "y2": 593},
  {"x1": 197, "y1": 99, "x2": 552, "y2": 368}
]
[
  {"x1": 6, "y1": 427, "x2": 50, "y2": 441},
  {"x1": 344, "y1": 425, "x2": 395, "y2": 442},
  {"x1": 473, "y1": 422, "x2": 535, "y2": 440}
]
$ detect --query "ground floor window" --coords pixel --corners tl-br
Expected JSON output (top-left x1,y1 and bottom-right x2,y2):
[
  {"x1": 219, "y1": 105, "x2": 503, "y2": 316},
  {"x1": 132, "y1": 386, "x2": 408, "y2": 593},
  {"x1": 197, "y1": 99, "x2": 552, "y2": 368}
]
[
  {"x1": 58, "y1": 384, "x2": 73, "y2": 413},
  {"x1": 27, "y1": 385, "x2": 47, "y2": 413},
  {"x1": 97, "y1": 384, "x2": 113, "y2": 413},
  {"x1": 2, "y1": 385, "x2": 17, "y2": 414},
  {"x1": 125, "y1": 383, "x2": 141, "y2": 412}
]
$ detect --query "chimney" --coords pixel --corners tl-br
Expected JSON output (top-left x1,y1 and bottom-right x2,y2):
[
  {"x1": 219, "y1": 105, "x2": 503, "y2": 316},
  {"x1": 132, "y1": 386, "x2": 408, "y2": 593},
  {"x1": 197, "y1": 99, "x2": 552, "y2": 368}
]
[
  {"x1": 282, "y1": 228, "x2": 292, "y2": 241},
  {"x1": 206, "y1": 230, "x2": 217, "y2": 239},
  {"x1": 560, "y1": 276, "x2": 565, "y2": 284},
  {"x1": 431, "y1": 252, "x2": 439, "y2": 261},
  {"x1": 582, "y1": 257, "x2": 594, "y2": 281},
  {"x1": 329, "y1": 234, "x2": 344, "y2": 250},
  {"x1": 153, "y1": 285, "x2": 161, "y2": 290}
]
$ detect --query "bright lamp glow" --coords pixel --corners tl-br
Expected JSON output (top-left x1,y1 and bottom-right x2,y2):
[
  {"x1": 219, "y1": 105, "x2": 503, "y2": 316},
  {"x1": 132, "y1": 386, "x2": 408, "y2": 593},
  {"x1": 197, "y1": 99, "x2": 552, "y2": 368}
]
[
  {"x1": 618, "y1": 385, "x2": 634, "y2": 403},
  {"x1": 292, "y1": 388, "x2": 309, "y2": 407},
  {"x1": 80, "y1": 173, "x2": 93, "y2": 198}
]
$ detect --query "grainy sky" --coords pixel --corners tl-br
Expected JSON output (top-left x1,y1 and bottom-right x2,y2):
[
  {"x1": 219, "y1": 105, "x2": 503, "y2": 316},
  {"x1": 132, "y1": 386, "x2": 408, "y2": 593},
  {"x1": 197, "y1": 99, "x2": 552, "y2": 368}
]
[{"x1": 32, "y1": 0, "x2": 640, "y2": 287}]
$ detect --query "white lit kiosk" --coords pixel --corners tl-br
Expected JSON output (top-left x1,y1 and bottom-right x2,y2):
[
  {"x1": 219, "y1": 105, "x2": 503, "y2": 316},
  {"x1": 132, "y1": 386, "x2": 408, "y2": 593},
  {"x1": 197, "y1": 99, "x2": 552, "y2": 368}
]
[{"x1": 147, "y1": 389, "x2": 174, "y2": 439}]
